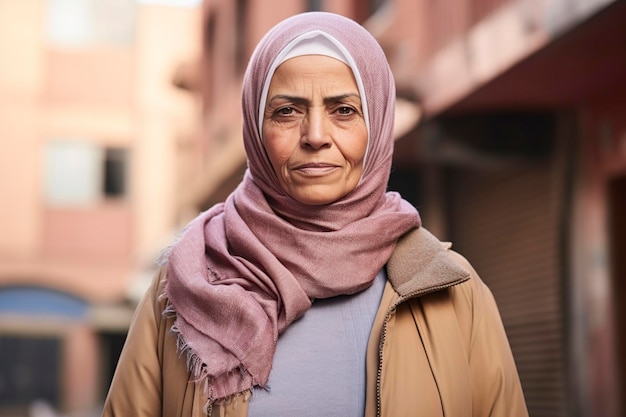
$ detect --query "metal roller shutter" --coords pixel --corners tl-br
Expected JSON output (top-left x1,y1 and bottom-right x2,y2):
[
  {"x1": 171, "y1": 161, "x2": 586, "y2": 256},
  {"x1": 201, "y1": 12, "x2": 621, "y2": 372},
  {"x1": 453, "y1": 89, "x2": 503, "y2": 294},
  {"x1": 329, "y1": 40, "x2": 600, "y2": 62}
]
[{"x1": 448, "y1": 161, "x2": 567, "y2": 417}]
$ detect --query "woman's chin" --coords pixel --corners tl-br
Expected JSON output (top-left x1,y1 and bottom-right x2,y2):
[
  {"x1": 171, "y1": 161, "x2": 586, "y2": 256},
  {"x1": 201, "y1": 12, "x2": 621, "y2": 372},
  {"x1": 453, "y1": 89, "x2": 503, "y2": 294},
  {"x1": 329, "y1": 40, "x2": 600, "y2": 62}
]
[{"x1": 288, "y1": 186, "x2": 349, "y2": 206}]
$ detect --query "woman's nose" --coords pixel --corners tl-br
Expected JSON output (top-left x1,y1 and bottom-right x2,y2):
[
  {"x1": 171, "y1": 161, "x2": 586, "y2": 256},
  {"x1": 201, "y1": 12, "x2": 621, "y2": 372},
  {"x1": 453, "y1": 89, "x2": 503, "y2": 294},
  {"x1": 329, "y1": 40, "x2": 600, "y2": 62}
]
[{"x1": 301, "y1": 110, "x2": 331, "y2": 149}]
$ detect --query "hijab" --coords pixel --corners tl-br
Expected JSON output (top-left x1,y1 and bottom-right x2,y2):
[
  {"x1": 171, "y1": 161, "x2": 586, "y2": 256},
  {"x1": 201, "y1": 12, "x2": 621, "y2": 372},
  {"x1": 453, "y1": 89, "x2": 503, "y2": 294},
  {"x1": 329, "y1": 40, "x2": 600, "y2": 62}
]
[{"x1": 164, "y1": 11, "x2": 421, "y2": 406}]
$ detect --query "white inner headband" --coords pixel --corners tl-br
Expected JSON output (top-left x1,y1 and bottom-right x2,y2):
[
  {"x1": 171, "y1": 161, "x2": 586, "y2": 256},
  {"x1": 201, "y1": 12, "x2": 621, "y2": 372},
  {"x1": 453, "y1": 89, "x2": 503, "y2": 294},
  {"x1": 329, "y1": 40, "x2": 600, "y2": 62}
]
[{"x1": 257, "y1": 30, "x2": 370, "y2": 155}]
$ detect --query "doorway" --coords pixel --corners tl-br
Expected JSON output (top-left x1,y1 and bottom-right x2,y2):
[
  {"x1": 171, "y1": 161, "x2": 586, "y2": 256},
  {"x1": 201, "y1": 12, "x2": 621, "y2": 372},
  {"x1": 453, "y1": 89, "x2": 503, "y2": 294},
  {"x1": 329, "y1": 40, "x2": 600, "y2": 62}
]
[{"x1": 608, "y1": 174, "x2": 626, "y2": 417}]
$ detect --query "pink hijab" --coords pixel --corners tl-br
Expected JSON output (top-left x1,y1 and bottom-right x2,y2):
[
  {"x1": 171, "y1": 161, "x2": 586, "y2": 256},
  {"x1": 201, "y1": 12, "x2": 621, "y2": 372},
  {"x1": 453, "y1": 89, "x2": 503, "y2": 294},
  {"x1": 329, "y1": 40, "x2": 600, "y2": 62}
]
[{"x1": 165, "y1": 12, "x2": 421, "y2": 405}]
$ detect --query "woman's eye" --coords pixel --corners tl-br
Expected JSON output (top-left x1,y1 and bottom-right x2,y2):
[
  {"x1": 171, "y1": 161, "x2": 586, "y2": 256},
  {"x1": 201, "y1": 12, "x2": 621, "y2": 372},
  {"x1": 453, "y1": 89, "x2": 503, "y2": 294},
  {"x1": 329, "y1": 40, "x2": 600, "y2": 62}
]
[
  {"x1": 276, "y1": 107, "x2": 295, "y2": 116},
  {"x1": 336, "y1": 106, "x2": 355, "y2": 116}
]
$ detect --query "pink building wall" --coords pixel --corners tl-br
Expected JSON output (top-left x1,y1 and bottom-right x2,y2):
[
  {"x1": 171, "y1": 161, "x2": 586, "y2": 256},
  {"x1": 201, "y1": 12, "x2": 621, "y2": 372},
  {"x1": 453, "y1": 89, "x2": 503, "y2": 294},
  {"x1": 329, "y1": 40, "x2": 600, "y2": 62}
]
[{"x1": 0, "y1": 1, "x2": 202, "y2": 414}]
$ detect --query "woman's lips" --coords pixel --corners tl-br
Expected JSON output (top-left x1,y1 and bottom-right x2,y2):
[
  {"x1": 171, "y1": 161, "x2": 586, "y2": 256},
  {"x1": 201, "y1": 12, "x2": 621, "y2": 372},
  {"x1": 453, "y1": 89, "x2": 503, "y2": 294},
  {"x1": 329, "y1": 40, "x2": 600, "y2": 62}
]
[{"x1": 292, "y1": 162, "x2": 339, "y2": 176}]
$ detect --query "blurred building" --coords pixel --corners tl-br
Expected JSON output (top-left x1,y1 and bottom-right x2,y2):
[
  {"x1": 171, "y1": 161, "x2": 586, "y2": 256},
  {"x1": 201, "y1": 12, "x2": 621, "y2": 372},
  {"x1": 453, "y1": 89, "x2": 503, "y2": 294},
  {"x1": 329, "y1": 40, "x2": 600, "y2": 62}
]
[
  {"x1": 0, "y1": 0, "x2": 201, "y2": 415},
  {"x1": 373, "y1": 0, "x2": 626, "y2": 416}
]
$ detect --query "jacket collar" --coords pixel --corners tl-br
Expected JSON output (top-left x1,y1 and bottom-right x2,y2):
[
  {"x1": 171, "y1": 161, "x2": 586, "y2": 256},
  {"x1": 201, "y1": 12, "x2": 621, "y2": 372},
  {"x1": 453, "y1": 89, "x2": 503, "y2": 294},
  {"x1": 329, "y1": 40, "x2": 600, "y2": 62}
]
[{"x1": 386, "y1": 227, "x2": 470, "y2": 298}]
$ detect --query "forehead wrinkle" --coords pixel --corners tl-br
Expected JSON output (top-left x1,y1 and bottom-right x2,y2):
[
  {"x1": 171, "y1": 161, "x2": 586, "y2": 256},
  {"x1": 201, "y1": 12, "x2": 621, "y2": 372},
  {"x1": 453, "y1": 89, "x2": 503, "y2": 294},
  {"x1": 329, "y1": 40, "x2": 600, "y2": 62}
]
[{"x1": 267, "y1": 93, "x2": 360, "y2": 105}]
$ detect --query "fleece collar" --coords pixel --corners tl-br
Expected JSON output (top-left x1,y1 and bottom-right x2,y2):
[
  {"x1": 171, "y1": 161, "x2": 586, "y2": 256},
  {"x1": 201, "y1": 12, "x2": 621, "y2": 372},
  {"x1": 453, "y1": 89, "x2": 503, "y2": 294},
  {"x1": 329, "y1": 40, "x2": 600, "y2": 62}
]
[{"x1": 387, "y1": 227, "x2": 470, "y2": 298}]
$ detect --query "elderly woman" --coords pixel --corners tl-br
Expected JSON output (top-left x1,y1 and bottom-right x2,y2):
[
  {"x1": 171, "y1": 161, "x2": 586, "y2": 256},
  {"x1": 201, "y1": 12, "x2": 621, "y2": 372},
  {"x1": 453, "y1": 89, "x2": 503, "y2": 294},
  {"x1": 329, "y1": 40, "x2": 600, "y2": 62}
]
[{"x1": 102, "y1": 11, "x2": 528, "y2": 417}]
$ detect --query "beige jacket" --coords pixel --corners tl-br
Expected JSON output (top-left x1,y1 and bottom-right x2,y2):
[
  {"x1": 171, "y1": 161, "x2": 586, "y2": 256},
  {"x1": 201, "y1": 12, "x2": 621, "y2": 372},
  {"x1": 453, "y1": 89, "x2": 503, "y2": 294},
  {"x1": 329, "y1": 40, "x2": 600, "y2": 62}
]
[{"x1": 102, "y1": 228, "x2": 528, "y2": 417}]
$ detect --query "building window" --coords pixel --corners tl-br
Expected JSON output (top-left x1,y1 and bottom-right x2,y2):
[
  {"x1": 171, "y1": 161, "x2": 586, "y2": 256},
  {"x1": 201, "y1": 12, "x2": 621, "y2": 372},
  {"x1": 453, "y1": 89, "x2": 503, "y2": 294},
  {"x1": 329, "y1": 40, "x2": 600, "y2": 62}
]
[
  {"x1": 0, "y1": 336, "x2": 61, "y2": 411},
  {"x1": 0, "y1": 286, "x2": 88, "y2": 414},
  {"x1": 44, "y1": 141, "x2": 129, "y2": 206},
  {"x1": 45, "y1": 0, "x2": 136, "y2": 47},
  {"x1": 44, "y1": 141, "x2": 101, "y2": 206},
  {"x1": 103, "y1": 148, "x2": 128, "y2": 198}
]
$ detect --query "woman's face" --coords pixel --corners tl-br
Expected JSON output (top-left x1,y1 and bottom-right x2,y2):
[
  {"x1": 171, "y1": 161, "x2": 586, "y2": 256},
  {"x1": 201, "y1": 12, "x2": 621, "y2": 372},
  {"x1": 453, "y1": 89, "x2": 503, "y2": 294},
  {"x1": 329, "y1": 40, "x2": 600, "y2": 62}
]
[{"x1": 262, "y1": 55, "x2": 367, "y2": 206}]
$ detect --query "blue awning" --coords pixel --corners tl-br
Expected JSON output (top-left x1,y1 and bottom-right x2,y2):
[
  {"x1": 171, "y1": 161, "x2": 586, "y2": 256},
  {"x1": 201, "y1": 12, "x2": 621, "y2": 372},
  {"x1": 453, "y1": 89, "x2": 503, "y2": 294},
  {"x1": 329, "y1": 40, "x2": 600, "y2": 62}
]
[{"x1": 0, "y1": 286, "x2": 88, "y2": 319}]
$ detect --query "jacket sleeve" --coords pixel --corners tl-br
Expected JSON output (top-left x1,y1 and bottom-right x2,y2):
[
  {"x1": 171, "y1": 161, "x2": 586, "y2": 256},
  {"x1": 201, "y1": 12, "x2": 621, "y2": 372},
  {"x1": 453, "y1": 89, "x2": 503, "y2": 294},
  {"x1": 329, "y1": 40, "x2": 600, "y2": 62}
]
[
  {"x1": 451, "y1": 253, "x2": 529, "y2": 417},
  {"x1": 101, "y1": 268, "x2": 166, "y2": 417}
]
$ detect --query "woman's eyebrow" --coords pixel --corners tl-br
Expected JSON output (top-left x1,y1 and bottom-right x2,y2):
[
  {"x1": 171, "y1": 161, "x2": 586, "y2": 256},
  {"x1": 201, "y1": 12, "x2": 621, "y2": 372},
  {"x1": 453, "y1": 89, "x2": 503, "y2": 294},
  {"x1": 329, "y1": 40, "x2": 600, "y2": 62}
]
[
  {"x1": 323, "y1": 93, "x2": 361, "y2": 105},
  {"x1": 267, "y1": 93, "x2": 360, "y2": 106},
  {"x1": 267, "y1": 95, "x2": 309, "y2": 106}
]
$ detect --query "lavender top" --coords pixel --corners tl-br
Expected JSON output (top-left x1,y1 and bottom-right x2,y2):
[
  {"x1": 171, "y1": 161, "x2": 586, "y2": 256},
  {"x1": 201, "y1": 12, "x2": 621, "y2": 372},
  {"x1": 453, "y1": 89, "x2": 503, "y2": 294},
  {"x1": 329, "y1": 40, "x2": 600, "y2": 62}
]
[{"x1": 249, "y1": 269, "x2": 386, "y2": 416}]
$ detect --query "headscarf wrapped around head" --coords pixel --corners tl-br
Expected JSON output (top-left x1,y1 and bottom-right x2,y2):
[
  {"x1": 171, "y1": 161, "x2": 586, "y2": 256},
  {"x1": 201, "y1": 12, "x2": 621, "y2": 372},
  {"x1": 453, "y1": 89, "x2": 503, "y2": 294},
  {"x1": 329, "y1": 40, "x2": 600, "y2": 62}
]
[{"x1": 164, "y1": 11, "x2": 421, "y2": 406}]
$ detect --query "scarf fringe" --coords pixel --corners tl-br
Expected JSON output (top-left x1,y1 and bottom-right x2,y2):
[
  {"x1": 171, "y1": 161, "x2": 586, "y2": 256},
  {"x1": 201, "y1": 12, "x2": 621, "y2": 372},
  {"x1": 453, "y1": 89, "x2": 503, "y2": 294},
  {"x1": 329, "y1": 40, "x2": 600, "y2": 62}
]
[
  {"x1": 203, "y1": 389, "x2": 253, "y2": 416},
  {"x1": 162, "y1": 299, "x2": 209, "y2": 378},
  {"x1": 162, "y1": 298, "x2": 258, "y2": 415}
]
